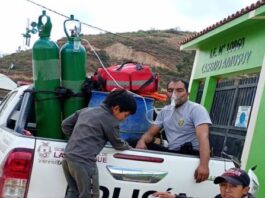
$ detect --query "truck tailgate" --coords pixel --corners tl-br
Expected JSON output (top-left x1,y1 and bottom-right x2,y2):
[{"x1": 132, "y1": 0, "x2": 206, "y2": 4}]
[{"x1": 27, "y1": 139, "x2": 67, "y2": 198}]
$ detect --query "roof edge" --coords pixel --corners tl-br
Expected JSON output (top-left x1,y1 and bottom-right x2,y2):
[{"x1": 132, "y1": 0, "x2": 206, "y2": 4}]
[{"x1": 179, "y1": 0, "x2": 264, "y2": 46}]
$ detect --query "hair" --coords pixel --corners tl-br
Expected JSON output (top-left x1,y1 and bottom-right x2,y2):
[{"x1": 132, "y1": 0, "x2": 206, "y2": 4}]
[
  {"x1": 167, "y1": 78, "x2": 189, "y2": 92},
  {"x1": 103, "y1": 89, "x2": 137, "y2": 114}
]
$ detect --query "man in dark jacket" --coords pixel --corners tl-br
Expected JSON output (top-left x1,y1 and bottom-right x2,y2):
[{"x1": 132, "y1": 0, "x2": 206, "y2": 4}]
[{"x1": 61, "y1": 89, "x2": 137, "y2": 198}]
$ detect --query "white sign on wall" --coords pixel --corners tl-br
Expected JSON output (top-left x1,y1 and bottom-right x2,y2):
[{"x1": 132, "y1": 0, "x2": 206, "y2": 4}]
[{"x1": 235, "y1": 106, "x2": 251, "y2": 128}]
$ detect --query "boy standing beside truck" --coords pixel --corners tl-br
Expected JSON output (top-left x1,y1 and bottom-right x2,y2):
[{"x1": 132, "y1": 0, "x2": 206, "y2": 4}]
[{"x1": 61, "y1": 89, "x2": 137, "y2": 198}]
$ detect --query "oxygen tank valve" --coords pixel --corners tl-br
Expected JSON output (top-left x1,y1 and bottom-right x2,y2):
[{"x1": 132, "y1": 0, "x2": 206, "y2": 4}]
[{"x1": 64, "y1": 15, "x2": 82, "y2": 49}]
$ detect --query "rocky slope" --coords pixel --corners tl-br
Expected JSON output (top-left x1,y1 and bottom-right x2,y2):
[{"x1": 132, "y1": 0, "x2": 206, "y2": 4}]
[{"x1": 0, "y1": 29, "x2": 195, "y2": 89}]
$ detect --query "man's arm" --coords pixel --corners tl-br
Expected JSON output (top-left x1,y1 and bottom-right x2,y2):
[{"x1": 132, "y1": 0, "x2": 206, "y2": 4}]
[
  {"x1": 136, "y1": 124, "x2": 161, "y2": 149},
  {"x1": 106, "y1": 128, "x2": 132, "y2": 151},
  {"x1": 102, "y1": 122, "x2": 131, "y2": 150},
  {"x1": 194, "y1": 123, "x2": 210, "y2": 183},
  {"x1": 61, "y1": 110, "x2": 80, "y2": 136}
]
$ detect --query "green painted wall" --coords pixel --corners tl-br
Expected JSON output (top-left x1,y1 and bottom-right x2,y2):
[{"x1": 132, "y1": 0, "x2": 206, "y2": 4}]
[
  {"x1": 200, "y1": 77, "x2": 217, "y2": 112},
  {"x1": 189, "y1": 79, "x2": 200, "y2": 101},
  {"x1": 193, "y1": 22, "x2": 265, "y2": 79},
  {"x1": 246, "y1": 84, "x2": 265, "y2": 197},
  {"x1": 182, "y1": 6, "x2": 265, "y2": 197}
]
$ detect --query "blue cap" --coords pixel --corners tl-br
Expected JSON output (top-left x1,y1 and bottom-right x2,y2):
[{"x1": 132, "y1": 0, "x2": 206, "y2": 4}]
[{"x1": 214, "y1": 168, "x2": 250, "y2": 187}]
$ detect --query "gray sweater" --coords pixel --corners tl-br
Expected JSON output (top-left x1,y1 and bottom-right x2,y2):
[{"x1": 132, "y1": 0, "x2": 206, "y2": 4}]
[{"x1": 62, "y1": 104, "x2": 131, "y2": 165}]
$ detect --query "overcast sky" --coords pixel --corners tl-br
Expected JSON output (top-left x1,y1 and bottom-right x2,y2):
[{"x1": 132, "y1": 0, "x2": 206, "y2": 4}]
[{"x1": 0, "y1": 0, "x2": 258, "y2": 55}]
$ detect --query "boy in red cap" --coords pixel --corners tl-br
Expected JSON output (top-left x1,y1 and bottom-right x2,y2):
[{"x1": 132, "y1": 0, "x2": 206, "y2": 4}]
[{"x1": 214, "y1": 168, "x2": 253, "y2": 198}]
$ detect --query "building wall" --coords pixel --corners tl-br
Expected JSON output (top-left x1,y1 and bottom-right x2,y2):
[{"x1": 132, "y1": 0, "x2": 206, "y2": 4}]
[{"x1": 185, "y1": 15, "x2": 265, "y2": 197}]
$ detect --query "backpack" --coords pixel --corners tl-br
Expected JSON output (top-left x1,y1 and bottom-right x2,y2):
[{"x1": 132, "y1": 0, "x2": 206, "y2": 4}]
[{"x1": 92, "y1": 62, "x2": 159, "y2": 93}]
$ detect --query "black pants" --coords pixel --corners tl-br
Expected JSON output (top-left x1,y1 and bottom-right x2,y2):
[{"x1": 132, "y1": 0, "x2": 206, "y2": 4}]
[
  {"x1": 127, "y1": 138, "x2": 199, "y2": 156},
  {"x1": 147, "y1": 142, "x2": 200, "y2": 156}
]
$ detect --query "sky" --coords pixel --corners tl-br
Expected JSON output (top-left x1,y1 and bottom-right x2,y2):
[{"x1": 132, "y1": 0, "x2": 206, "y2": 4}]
[{"x1": 0, "y1": 0, "x2": 259, "y2": 55}]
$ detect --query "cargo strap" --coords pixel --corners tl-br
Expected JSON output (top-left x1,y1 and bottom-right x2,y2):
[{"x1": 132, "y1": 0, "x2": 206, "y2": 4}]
[
  {"x1": 134, "y1": 75, "x2": 155, "y2": 92},
  {"x1": 25, "y1": 87, "x2": 84, "y2": 102},
  {"x1": 116, "y1": 61, "x2": 140, "y2": 71}
]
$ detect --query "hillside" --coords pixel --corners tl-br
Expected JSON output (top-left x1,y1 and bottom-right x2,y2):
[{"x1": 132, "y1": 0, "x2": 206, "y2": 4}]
[{"x1": 0, "y1": 29, "x2": 195, "y2": 89}]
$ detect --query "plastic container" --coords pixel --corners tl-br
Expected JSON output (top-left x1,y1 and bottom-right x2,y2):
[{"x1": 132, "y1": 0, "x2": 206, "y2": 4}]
[{"x1": 88, "y1": 91, "x2": 154, "y2": 140}]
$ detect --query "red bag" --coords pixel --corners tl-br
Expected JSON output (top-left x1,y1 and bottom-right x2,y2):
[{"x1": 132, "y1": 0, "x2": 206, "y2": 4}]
[{"x1": 94, "y1": 62, "x2": 159, "y2": 93}]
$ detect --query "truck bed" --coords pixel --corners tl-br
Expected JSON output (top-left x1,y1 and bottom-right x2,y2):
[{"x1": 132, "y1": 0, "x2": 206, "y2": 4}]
[{"x1": 0, "y1": 85, "x2": 235, "y2": 198}]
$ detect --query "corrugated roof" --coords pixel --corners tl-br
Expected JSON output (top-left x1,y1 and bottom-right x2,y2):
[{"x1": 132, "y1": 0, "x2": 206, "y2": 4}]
[{"x1": 179, "y1": 0, "x2": 265, "y2": 45}]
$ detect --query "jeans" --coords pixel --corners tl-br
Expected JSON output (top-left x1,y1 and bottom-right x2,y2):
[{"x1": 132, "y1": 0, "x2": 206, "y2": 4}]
[{"x1": 62, "y1": 158, "x2": 99, "y2": 198}]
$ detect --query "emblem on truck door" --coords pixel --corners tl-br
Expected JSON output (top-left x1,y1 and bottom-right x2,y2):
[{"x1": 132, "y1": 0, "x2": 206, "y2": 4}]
[{"x1": 37, "y1": 142, "x2": 52, "y2": 158}]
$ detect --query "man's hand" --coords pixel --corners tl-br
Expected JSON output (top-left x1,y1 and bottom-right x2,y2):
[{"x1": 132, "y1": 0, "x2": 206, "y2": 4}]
[
  {"x1": 135, "y1": 139, "x2": 147, "y2": 149},
  {"x1": 194, "y1": 164, "x2": 209, "y2": 183},
  {"x1": 152, "y1": 191, "x2": 175, "y2": 198},
  {"x1": 136, "y1": 125, "x2": 161, "y2": 149}
]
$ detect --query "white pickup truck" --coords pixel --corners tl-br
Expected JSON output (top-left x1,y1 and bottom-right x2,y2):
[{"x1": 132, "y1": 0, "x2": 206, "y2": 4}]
[{"x1": 0, "y1": 84, "x2": 254, "y2": 198}]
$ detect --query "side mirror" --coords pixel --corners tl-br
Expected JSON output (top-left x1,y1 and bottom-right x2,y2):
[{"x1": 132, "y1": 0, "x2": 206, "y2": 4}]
[{"x1": 248, "y1": 166, "x2": 259, "y2": 198}]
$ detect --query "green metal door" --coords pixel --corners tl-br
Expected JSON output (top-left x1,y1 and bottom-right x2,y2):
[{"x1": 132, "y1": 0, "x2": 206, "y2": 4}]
[{"x1": 198, "y1": 75, "x2": 259, "y2": 159}]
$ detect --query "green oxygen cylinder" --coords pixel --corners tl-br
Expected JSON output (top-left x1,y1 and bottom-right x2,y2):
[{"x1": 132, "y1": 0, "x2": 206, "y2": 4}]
[
  {"x1": 60, "y1": 15, "x2": 87, "y2": 119},
  {"x1": 32, "y1": 10, "x2": 62, "y2": 139}
]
